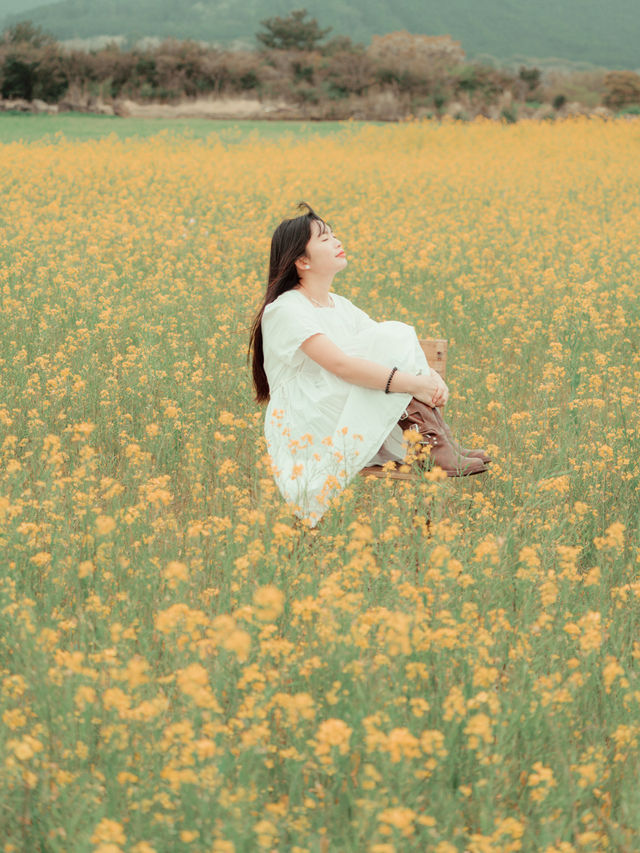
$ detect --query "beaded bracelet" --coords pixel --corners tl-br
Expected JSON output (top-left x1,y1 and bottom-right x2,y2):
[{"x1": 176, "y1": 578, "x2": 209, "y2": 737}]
[{"x1": 385, "y1": 366, "x2": 398, "y2": 394}]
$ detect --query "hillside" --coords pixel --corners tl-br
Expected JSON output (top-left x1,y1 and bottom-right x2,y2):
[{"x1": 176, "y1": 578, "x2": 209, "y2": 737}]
[
  {"x1": 3, "y1": 0, "x2": 639, "y2": 70},
  {"x1": 0, "y1": 0, "x2": 51, "y2": 16}
]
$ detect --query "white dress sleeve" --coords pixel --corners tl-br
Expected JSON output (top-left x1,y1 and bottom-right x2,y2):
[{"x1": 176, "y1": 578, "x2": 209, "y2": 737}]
[{"x1": 261, "y1": 293, "x2": 324, "y2": 364}]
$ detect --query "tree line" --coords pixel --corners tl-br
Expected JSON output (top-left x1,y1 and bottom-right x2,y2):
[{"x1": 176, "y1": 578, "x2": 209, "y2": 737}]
[{"x1": 1, "y1": 11, "x2": 639, "y2": 121}]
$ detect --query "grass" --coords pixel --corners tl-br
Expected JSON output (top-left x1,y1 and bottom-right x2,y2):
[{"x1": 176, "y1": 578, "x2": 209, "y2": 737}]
[
  {"x1": 0, "y1": 116, "x2": 638, "y2": 852},
  {"x1": 0, "y1": 111, "x2": 382, "y2": 144}
]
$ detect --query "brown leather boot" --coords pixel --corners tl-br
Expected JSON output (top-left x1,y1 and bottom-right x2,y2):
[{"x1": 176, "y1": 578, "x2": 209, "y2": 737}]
[
  {"x1": 431, "y1": 407, "x2": 492, "y2": 464},
  {"x1": 398, "y1": 399, "x2": 487, "y2": 477}
]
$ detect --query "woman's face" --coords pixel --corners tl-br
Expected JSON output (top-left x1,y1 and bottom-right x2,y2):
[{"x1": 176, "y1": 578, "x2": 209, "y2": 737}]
[{"x1": 300, "y1": 219, "x2": 347, "y2": 276}]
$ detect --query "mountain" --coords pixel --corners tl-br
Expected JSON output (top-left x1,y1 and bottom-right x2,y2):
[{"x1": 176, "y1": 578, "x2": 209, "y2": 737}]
[
  {"x1": 2, "y1": 0, "x2": 639, "y2": 70},
  {"x1": 0, "y1": 0, "x2": 53, "y2": 16}
]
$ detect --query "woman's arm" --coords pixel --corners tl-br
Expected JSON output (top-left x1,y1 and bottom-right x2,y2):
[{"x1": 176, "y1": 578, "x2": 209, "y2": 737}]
[{"x1": 300, "y1": 333, "x2": 448, "y2": 406}]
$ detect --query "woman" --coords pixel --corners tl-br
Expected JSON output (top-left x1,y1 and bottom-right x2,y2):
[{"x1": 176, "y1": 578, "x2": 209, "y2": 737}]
[{"x1": 248, "y1": 203, "x2": 490, "y2": 527}]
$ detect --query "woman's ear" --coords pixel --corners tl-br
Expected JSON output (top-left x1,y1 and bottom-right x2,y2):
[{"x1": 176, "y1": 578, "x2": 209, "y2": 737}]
[{"x1": 295, "y1": 256, "x2": 310, "y2": 272}]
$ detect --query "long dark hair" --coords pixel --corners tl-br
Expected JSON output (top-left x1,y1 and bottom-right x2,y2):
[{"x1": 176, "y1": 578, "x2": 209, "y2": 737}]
[{"x1": 248, "y1": 201, "x2": 329, "y2": 403}]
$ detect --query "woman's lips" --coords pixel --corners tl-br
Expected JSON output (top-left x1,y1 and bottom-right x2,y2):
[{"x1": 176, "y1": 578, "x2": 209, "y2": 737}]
[{"x1": 336, "y1": 251, "x2": 346, "y2": 257}]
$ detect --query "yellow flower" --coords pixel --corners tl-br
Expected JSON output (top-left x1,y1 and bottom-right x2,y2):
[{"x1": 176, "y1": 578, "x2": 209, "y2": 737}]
[
  {"x1": 253, "y1": 819, "x2": 278, "y2": 849},
  {"x1": 539, "y1": 572, "x2": 558, "y2": 607},
  {"x1": 74, "y1": 685, "x2": 97, "y2": 711},
  {"x1": 464, "y1": 713, "x2": 493, "y2": 749},
  {"x1": 602, "y1": 655, "x2": 625, "y2": 692},
  {"x1": 10, "y1": 736, "x2": 42, "y2": 761},
  {"x1": 253, "y1": 584, "x2": 285, "y2": 622},
  {"x1": 312, "y1": 718, "x2": 352, "y2": 759},
  {"x1": 377, "y1": 806, "x2": 416, "y2": 837},
  {"x1": 527, "y1": 761, "x2": 557, "y2": 802},
  {"x1": 71, "y1": 421, "x2": 95, "y2": 441},
  {"x1": 211, "y1": 843, "x2": 235, "y2": 853},
  {"x1": 538, "y1": 474, "x2": 570, "y2": 494},
  {"x1": 384, "y1": 727, "x2": 421, "y2": 763},
  {"x1": 78, "y1": 560, "x2": 95, "y2": 578},
  {"x1": 572, "y1": 762, "x2": 598, "y2": 789},
  {"x1": 409, "y1": 697, "x2": 430, "y2": 718},
  {"x1": 122, "y1": 656, "x2": 150, "y2": 688},
  {"x1": 95, "y1": 515, "x2": 116, "y2": 536},
  {"x1": 485, "y1": 373, "x2": 499, "y2": 393},
  {"x1": 577, "y1": 610, "x2": 603, "y2": 653},
  {"x1": 177, "y1": 662, "x2": 209, "y2": 694},
  {"x1": 222, "y1": 629, "x2": 251, "y2": 662},
  {"x1": 595, "y1": 521, "x2": 625, "y2": 551},
  {"x1": 420, "y1": 729, "x2": 446, "y2": 757},
  {"x1": 442, "y1": 685, "x2": 466, "y2": 721},
  {"x1": 90, "y1": 819, "x2": 126, "y2": 845},
  {"x1": 164, "y1": 560, "x2": 189, "y2": 587},
  {"x1": 195, "y1": 738, "x2": 217, "y2": 759},
  {"x1": 102, "y1": 688, "x2": 131, "y2": 715},
  {"x1": 2, "y1": 708, "x2": 27, "y2": 730}
]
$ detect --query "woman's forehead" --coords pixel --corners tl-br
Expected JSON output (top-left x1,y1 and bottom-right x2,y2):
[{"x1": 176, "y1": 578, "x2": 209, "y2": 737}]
[{"x1": 311, "y1": 218, "x2": 331, "y2": 237}]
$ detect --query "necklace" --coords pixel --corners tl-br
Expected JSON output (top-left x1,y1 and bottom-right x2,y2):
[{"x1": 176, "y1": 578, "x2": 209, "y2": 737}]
[{"x1": 302, "y1": 290, "x2": 334, "y2": 308}]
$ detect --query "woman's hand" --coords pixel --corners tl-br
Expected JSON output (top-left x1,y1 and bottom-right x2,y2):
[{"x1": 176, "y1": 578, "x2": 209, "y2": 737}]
[{"x1": 413, "y1": 370, "x2": 449, "y2": 408}]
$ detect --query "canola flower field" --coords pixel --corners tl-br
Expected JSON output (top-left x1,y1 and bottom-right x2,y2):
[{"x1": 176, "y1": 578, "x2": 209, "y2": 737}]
[{"x1": 0, "y1": 116, "x2": 639, "y2": 852}]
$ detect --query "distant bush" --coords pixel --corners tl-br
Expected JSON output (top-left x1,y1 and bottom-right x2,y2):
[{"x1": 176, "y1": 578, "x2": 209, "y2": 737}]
[
  {"x1": 367, "y1": 31, "x2": 465, "y2": 97},
  {"x1": 0, "y1": 21, "x2": 69, "y2": 101},
  {"x1": 0, "y1": 14, "x2": 633, "y2": 121},
  {"x1": 543, "y1": 69, "x2": 608, "y2": 110},
  {"x1": 256, "y1": 8, "x2": 331, "y2": 52},
  {"x1": 455, "y1": 64, "x2": 512, "y2": 100},
  {"x1": 603, "y1": 71, "x2": 640, "y2": 110},
  {"x1": 519, "y1": 66, "x2": 541, "y2": 91},
  {"x1": 322, "y1": 47, "x2": 375, "y2": 97}
]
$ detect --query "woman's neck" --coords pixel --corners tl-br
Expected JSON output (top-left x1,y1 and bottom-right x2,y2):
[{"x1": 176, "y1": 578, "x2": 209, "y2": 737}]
[{"x1": 296, "y1": 274, "x2": 335, "y2": 307}]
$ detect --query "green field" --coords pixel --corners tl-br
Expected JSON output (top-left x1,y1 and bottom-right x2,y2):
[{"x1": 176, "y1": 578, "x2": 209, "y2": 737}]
[{"x1": 0, "y1": 112, "x2": 377, "y2": 144}]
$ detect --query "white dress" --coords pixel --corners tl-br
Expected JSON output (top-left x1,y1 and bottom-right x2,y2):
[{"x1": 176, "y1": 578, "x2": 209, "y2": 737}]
[{"x1": 261, "y1": 288, "x2": 431, "y2": 526}]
